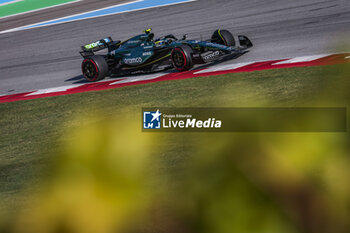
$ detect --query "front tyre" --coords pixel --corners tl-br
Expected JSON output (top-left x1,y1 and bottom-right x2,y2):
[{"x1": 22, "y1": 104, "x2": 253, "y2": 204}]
[
  {"x1": 211, "y1": 29, "x2": 235, "y2": 47},
  {"x1": 81, "y1": 55, "x2": 108, "y2": 82},
  {"x1": 171, "y1": 45, "x2": 193, "y2": 72}
]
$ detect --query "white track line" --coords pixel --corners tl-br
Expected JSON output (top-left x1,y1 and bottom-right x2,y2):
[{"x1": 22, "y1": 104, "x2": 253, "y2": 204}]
[
  {"x1": 0, "y1": 0, "x2": 197, "y2": 34},
  {"x1": 0, "y1": 0, "x2": 23, "y2": 7},
  {"x1": 0, "y1": 0, "x2": 82, "y2": 20},
  {"x1": 26, "y1": 84, "x2": 83, "y2": 96},
  {"x1": 273, "y1": 54, "x2": 330, "y2": 65},
  {"x1": 194, "y1": 62, "x2": 255, "y2": 74},
  {"x1": 110, "y1": 74, "x2": 165, "y2": 85}
]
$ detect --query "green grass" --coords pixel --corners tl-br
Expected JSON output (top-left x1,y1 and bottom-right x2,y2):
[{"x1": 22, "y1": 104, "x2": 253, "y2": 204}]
[
  {"x1": 0, "y1": 64, "x2": 349, "y2": 211},
  {"x1": 0, "y1": 0, "x2": 78, "y2": 18}
]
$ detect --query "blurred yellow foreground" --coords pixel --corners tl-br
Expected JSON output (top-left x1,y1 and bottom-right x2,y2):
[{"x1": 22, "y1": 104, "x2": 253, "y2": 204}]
[{"x1": 1, "y1": 63, "x2": 349, "y2": 233}]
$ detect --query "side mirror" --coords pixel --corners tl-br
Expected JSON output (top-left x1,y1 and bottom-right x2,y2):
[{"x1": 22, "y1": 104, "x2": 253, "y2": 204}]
[{"x1": 238, "y1": 35, "x2": 253, "y2": 49}]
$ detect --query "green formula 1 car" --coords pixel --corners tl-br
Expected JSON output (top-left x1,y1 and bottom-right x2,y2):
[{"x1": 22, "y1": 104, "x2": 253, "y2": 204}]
[{"x1": 80, "y1": 28, "x2": 253, "y2": 81}]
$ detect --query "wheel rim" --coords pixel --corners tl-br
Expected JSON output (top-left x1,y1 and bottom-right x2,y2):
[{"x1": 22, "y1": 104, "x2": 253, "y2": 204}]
[
  {"x1": 83, "y1": 60, "x2": 98, "y2": 80},
  {"x1": 172, "y1": 50, "x2": 185, "y2": 68}
]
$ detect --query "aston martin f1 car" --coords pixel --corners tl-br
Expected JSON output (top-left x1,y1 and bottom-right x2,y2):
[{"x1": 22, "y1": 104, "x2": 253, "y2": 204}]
[{"x1": 80, "y1": 29, "x2": 253, "y2": 81}]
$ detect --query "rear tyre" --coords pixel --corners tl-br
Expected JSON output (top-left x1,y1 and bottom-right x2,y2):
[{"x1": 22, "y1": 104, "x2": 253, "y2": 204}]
[
  {"x1": 211, "y1": 29, "x2": 235, "y2": 47},
  {"x1": 81, "y1": 55, "x2": 108, "y2": 82},
  {"x1": 171, "y1": 45, "x2": 193, "y2": 71}
]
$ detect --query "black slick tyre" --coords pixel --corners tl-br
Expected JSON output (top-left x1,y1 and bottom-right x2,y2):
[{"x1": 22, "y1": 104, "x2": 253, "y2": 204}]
[
  {"x1": 171, "y1": 45, "x2": 193, "y2": 71},
  {"x1": 211, "y1": 29, "x2": 235, "y2": 47},
  {"x1": 81, "y1": 55, "x2": 108, "y2": 82}
]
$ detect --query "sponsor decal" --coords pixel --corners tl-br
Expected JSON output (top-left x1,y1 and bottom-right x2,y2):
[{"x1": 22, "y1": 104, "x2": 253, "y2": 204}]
[
  {"x1": 84, "y1": 38, "x2": 110, "y2": 49},
  {"x1": 84, "y1": 42, "x2": 100, "y2": 49},
  {"x1": 202, "y1": 51, "x2": 220, "y2": 61},
  {"x1": 124, "y1": 57, "x2": 143, "y2": 64},
  {"x1": 142, "y1": 51, "x2": 152, "y2": 56},
  {"x1": 127, "y1": 40, "x2": 141, "y2": 44}
]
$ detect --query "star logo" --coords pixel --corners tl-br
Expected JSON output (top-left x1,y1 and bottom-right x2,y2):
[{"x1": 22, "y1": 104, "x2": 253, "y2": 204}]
[
  {"x1": 151, "y1": 110, "x2": 162, "y2": 122},
  {"x1": 143, "y1": 109, "x2": 162, "y2": 129}
]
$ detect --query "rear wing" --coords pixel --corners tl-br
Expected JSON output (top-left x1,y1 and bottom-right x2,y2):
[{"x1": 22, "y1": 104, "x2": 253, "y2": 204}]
[
  {"x1": 82, "y1": 37, "x2": 113, "y2": 52},
  {"x1": 80, "y1": 37, "x2": 121, "y2": 58}
]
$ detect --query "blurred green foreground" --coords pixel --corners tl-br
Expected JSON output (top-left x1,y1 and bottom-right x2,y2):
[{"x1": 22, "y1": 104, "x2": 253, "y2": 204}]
[{"x1": 0, "y1": 63, "x2": 349, "y2": 233}]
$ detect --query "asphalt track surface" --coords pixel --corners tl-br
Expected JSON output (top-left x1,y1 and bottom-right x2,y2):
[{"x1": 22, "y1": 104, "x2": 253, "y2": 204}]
[{"x1": 0, "y1": 0, "x2": 349, "y2": 95}]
